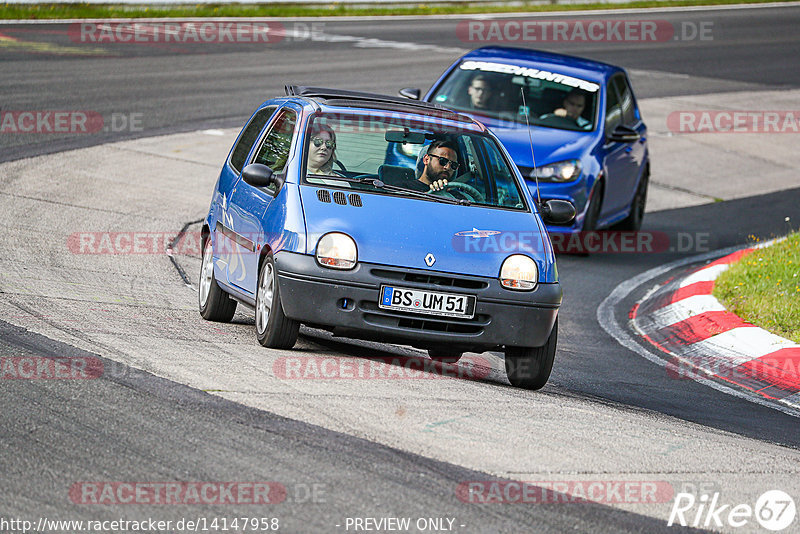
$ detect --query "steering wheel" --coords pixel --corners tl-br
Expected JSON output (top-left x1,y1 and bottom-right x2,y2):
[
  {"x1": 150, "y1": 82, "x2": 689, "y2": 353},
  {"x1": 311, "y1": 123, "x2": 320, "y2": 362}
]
[
  {"x1": 442, "y1": 182, "x2": 485, "y2": 202},
  {"x1": 537, "y1": 114, "x2": 585, "y2": 130}
]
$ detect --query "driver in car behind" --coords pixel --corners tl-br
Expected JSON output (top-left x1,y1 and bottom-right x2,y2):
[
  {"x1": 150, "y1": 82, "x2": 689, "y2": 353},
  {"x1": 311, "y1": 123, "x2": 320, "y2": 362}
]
[{"x1": 542, "y1": 88, "x2": 591, "y2": 129}]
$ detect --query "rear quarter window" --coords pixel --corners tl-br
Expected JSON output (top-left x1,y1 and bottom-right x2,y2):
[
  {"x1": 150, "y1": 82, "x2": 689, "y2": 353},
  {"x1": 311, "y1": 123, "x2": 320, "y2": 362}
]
[{"x1": 229, "y1": 106, "x2": 276, "y2": 173}]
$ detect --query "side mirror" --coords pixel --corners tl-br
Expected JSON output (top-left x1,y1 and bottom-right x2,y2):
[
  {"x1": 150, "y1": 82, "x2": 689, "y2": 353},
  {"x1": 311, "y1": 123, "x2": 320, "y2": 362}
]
[
  {"x1": 242, "y1": 163, "x2": 281, "y2": 189},
  {"x1": 398, "y1": 87, "x2": 421, "y2": 100},
  {"x1": 607, "y1": 124, "x2": 640, "y2": 143},
  {"x1": 540, "y1": 199, "x2": 576, "y2": 225}
]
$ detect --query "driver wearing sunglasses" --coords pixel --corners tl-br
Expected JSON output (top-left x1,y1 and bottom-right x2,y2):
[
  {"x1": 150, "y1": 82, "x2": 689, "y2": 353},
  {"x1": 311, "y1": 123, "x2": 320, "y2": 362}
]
[{"x1": 418, "y1": 140, "x2": 459, "y2": 192}]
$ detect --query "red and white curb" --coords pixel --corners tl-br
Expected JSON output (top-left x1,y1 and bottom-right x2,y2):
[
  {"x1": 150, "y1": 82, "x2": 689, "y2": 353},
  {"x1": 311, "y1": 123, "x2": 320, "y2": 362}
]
[{"x1": 598, "y1": 242, "x2": 800, "y2": 417}]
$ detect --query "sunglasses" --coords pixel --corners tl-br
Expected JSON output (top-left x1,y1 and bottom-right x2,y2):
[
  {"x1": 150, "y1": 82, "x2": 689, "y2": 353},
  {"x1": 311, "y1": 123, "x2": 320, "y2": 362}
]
[
  {"x1": 311, "y1": 136, "x2": 335, "y2": 150},
  {"x1": 428, "y1": 153, "x2": 459, "y2": 170}
]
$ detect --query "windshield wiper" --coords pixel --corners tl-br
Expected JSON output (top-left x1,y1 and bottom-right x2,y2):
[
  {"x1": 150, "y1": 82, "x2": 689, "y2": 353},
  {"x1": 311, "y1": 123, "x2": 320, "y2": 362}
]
[
  {"x1": 316, "y1": 174, "x2": 469, "y2": 206},
  {"x1": 374, "y1": 180, "x2": 471, "y2": 206}
]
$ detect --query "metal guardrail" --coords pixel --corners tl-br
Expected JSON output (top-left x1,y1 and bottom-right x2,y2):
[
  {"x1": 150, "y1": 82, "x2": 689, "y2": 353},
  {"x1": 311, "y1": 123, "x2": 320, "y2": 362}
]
[{"x1": 3, "y1": 0, "x2": 659, "y2": 5}]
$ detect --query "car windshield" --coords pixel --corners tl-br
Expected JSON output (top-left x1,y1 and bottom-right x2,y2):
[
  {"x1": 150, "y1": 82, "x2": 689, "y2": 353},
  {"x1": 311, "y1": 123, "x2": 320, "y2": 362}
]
[
  {"x1": 303, "y1": 112, "x2": 527, "y2": 210},
  {"x1": 429, "y1": 60, "x2": 600, "y2": 132}
]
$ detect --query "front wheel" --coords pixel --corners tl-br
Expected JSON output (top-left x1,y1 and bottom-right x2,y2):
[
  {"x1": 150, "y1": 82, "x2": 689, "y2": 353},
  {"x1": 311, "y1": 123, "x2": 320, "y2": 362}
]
[
  {"x1": 255, "y1": 254, "x2": 299, "y2": 349},
  {"x1": 582, "y1": 182, "x2": 602, "y2": 232},
  {"x1": 199, "y1": 237, "x2": 237, "y2": 322},
  {"x1": 504, "y1": 317, "x2": 558, "y2": 390},
  {"x1": 615, "y1": 170, "x2": 649, "y2": 231}
]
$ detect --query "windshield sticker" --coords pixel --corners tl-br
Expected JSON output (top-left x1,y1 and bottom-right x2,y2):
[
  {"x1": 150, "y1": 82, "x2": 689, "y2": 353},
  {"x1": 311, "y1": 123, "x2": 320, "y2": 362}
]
[{"x1": 459, "y1": 60, "x2": 600, "y2": 93}]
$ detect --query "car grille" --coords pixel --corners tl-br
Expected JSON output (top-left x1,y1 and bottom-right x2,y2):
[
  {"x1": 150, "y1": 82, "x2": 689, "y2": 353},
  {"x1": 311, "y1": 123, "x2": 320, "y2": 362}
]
[
  {"x1": 370, "y1": 268, "x2": 487, "y2": 290},
  {"x1": 360, "y1": 301, "x2": 487, "y2": 335}
]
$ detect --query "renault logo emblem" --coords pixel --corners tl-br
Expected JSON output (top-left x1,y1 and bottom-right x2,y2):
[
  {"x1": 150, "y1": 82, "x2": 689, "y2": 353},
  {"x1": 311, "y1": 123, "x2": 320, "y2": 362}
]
[{"x1": 424, "y1": 253, "x2": 436, "y2": 267}]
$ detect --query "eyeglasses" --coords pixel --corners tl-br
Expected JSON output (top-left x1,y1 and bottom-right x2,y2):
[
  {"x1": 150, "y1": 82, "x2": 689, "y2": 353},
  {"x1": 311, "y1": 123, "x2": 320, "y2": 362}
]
[
  {"x1": 428, "y1": 153, "x2": 459, "y2": 170},
  {"x1": 311, "y1": 136, "x2": 335, "y2": 150}
]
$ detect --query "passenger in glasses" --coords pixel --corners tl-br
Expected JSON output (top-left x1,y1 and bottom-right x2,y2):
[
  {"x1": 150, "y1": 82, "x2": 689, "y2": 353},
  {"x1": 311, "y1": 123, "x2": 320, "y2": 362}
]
[{"x1": 306, "y1": 124, "x2": 338, "y2": 175}]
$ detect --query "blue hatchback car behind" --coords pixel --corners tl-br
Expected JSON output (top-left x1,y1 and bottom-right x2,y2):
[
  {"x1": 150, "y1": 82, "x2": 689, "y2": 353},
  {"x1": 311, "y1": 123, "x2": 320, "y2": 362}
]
[
  {"x1": 401, "y1": 46, "x2": 650, "y2": 235},
  {"x1": 198, "y1": 86, "x2": 574, "y2": 390}
]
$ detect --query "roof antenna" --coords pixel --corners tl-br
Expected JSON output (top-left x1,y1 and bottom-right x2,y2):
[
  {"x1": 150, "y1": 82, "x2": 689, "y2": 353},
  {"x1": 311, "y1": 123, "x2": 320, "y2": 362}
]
[{"x1": 519, "y1": 86, "x2": 541, "y2": 206}]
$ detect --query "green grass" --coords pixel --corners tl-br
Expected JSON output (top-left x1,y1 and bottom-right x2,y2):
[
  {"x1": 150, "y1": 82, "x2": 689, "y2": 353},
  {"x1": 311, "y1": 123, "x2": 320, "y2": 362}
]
[
  {"x1": 713, "y1": 232, "x2": 800, "y2": 343},
  {"x1": 0, "y1": 0, "x2": 795, "y2": 20}
]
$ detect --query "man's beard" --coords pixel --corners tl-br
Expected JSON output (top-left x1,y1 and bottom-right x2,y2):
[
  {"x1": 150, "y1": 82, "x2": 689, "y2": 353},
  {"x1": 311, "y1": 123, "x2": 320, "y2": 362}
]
[{"x1": 427, "y1": 164, "x2": 451, "y2": 181}]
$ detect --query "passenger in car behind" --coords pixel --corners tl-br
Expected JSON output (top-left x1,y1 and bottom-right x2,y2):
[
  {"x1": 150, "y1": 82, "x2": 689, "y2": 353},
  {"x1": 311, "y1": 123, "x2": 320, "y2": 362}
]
[{"x1": 466, "y1": 75, "x2": 495, "y2": 111}]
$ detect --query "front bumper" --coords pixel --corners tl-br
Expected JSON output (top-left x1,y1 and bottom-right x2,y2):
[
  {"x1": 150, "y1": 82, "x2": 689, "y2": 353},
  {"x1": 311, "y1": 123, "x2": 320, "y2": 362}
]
[{"x1": 275, "y1": 252, "x2": 560, "y2": 352}]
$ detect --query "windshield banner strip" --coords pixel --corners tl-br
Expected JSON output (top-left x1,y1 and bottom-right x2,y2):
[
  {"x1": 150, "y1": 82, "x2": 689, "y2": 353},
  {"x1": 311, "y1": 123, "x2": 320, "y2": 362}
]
[{"x1": 459, "y1": 60, "x2": 600, "y2": 93}]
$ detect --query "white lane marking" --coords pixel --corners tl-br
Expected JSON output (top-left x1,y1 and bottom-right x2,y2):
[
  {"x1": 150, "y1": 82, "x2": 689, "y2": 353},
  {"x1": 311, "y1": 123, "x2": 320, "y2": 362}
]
[
  {"x1": 628, "y1": 69, "x2": 690, "y2": 80},
  {"x1": 645, "y1": 294, "x2": 726, "y2": 328},
  {"x1": 202, "y1": 129, "x2": 226, "y2": 136},
  {"x1": 597, "y1": 240, "x2": 800, "y2": 418},
  {"x1": 682, "y1": 327, "x2": 797, "y2": 368},
  {"x1": 679, "y1": 263, "x2": 730, "y2": 288},
  {"x1": 280, "y1": 26, "x2": 465, "y2": 54},
  {"x1": 783, "y1": 392, "x2": 800, "y2": 406}
]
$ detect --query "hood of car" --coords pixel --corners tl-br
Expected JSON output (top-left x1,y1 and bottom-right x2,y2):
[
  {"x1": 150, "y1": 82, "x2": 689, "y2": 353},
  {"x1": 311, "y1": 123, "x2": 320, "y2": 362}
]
[
  {"x1": 476, "y1": 116, "x2": 598, "y2": 168},
  {"x1": 299, "y1": 186, "x2": 556, "y2": 282}
]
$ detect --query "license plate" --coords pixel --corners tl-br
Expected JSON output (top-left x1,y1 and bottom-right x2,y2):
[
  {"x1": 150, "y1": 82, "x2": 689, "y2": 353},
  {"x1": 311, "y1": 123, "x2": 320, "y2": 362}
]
[{"x1": 379, "y1": 286, "x2": 476, "y2": 319}]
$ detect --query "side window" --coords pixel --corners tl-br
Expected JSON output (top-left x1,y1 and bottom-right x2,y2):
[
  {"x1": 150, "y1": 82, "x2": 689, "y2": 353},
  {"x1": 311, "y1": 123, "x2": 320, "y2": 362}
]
[
  {"x1": 604, "y1": 79, "x2": 622, "y2": 134},
  {"x1": 254, "y1": 109, "x2": 297, "y2": 174},
  {"x1": 613, "y1": 76, "x2": 637, "y2": 126},
  {"x1": 229, "y1": 106, "x2": 275, "y2": 173},
  {"x1": 458, "y1": 136, "x2": 489, "y2": 198}
]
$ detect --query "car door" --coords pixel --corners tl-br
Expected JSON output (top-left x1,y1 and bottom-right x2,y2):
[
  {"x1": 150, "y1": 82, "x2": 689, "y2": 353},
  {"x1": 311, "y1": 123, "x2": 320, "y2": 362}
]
[
  {"x1": 602, "y1": 73, "x2": 646, "y2": 218},
  {"x1": 215, "y1": 105, "x2": 276, "y2": 288},
  {"x1": 224, "y1": 107, "x2": 297, "y2": 294}
]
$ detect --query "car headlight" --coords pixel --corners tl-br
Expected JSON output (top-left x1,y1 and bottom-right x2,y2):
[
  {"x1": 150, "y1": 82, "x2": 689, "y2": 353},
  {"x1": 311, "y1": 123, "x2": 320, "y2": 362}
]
[
  {"x1": 316, "y1": 232, "x2": 357, "y2": 270},
  {"x1": 529, "y1": 159, "x2": 581, "y2": 182},
  {"x1": 500, "y1": 254, "x2": 538, "y2": 291}
]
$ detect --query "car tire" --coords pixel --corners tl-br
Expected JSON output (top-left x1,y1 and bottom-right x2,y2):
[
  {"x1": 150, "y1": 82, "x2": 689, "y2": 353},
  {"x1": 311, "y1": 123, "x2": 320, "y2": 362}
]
[
  {"x1": 582, "y1": 181, "x2": 603, "y2": 232},
  {"x1": 504, "y1": 317, "x2": 557, "y2": 390},
  {"x1": 255, "y1": 254, "x2": 299, "y2": 349},
  {"x1": 427, "y1": 349, "x2": 463, "y2": 364},
  {"x1": 615, "y1": 169, "x2": 649, "y2": 231},
  {"x1": 199, "y1": 237, "x2": 237, "y2": 322}
]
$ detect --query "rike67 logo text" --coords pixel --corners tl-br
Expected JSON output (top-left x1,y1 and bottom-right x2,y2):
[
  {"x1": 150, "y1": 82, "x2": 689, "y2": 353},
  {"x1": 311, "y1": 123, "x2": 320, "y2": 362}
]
[{"x1": 668, "y1": 490, "x2": 796, "y2": 531}]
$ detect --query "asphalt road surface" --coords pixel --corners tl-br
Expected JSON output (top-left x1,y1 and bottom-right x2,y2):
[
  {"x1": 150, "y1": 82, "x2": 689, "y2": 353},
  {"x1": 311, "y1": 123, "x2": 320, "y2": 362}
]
[{"x1": 1, "y1": 4, "x2": 800, "y2": 533}]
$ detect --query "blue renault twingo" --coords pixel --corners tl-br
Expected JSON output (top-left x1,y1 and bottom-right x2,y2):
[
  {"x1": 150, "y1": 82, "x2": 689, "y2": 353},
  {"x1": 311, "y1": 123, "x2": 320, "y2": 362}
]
[{"x1": 199, "y1": 86, "x2": 574, "y2": 390}]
